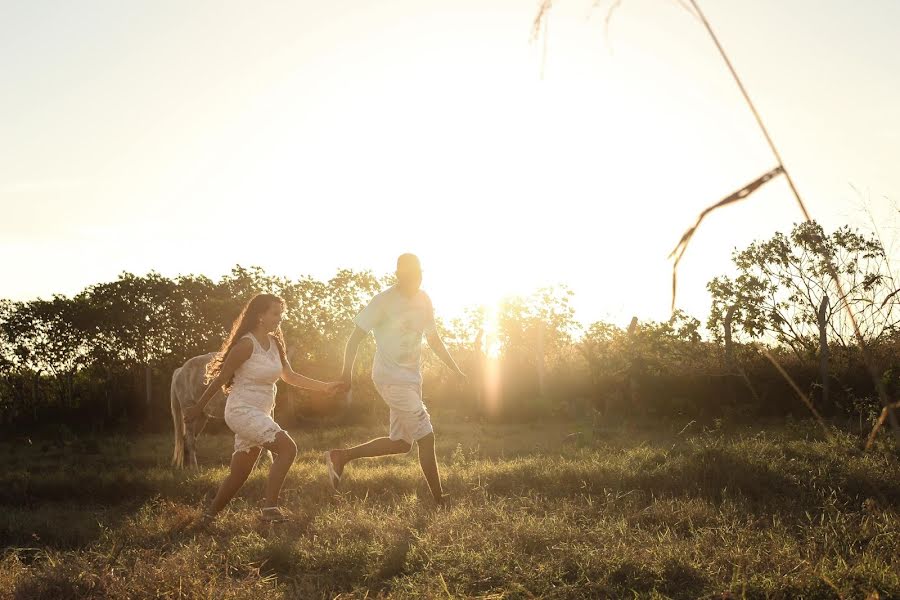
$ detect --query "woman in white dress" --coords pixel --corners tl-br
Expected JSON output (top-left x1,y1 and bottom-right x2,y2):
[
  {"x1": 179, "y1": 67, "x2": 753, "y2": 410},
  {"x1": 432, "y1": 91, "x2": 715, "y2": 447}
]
[{"x1": 184, "y1": 293, "x2": 343, "y2": 522}]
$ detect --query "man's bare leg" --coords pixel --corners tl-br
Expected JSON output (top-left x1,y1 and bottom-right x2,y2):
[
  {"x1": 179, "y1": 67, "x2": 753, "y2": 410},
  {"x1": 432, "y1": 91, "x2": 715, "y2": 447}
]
[
  {"x1": 415, "y1": 433, "x2": 444, "y2": 503},
  {"x1": 327, "y1": 437, "x2": 411, "y2": 477},
  {"x1": 327, "y1": 433, "x2": 445, "y2": 503}
]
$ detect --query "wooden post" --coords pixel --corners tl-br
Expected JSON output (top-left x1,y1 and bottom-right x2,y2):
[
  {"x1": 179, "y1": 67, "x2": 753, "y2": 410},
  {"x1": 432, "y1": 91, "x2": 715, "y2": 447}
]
[
  {"x1": 626, "y1": 316, "x2": 638, "y2": 337},
  {"x1": 106, "y1": 366, "x2": 113, "y2": 420},
  {"x1": 474, "y1": 328, "x2": 484, "y2": 414},
  {"x1": 536, "y1": 322, "x2": 545, "y2": 398},
  {"x1": 818, "y1": 295, "x2": 830, "y2": 408},
  {"x1": 625, "y1": 317, "x2": 640, "y2": 415},
  {"x1": 145, "y1": 364, "x2": 153, "y2": 409},
  {"x1": 724, "y1": 304, "x2": 737, "y2": 369},
  {"x1": 31, "y1": 370, "x2": 40, "y2": 423}
]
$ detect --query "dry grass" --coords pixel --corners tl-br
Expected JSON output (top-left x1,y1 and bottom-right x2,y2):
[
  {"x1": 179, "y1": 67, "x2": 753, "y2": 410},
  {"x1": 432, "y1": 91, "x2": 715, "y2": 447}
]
[{"x1": 2, "y1": 413, "x2": 899, "y2": 598}]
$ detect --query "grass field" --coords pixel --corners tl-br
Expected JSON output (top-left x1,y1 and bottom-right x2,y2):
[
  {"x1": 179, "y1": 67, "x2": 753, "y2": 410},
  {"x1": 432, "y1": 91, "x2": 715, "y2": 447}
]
[{"x1": 1, "y1": 413, "x2": 899, "y2": 599}]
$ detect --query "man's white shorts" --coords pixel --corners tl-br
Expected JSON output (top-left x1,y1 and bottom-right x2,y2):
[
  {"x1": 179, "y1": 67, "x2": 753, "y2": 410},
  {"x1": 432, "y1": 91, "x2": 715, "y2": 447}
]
[{"x1": 374, "y1": 382, "x2": 434, "y2": 444}]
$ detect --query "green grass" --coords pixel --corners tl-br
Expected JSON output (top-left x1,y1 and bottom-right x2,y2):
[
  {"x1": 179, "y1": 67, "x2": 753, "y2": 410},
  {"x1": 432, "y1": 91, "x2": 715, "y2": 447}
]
[{"x1": 1, "y1": 413, "x2": 898, "y2": 599}]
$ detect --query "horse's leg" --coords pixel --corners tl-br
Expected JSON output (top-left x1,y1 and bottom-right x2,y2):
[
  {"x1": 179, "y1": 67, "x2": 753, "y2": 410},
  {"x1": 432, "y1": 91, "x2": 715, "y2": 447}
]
[
  {"x1": 191, "y1": 415, "x2": 210, "y2": 469},
  {"x1": 171, "y1": 371, "x2": 185, "y2": 468},
  {"x1": 185, "y1": 422, "x2": 199, "y2": 470}
]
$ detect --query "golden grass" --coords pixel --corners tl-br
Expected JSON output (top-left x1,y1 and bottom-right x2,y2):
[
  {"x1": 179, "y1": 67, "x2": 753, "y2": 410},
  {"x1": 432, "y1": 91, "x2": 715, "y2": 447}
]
[{"x1": 2, "y1": 416, "x2": 898, "y2": 598}]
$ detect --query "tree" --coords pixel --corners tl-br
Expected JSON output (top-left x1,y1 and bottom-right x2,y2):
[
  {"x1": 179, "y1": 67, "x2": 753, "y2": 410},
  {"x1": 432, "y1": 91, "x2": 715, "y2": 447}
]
[
  {"x1": 280, "y1": 269, "x2": 381, "y2": 367},
  {"x1": 0, "y1": 294, "x2": 93, "y2": 411},
  {"x1": 493, "y1": 285, "x2": 579, "y2": 369},
  {"x1": 579, "y1": 310, "x2": 709, "y2": 380},
  {"x1": 708, "y1": 221, "x2": 900, "y2": 363}
]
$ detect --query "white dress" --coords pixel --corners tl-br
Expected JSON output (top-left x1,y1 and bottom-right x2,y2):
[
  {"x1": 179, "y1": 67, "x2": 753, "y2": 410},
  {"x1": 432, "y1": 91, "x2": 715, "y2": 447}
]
[{"x1": 224, "y1": 333, "x2": 284, "y2": 455}]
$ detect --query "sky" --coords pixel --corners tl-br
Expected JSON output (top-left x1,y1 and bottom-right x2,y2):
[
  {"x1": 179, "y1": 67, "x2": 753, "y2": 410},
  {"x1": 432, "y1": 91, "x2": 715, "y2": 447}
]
[{"x1": 2, "y1": 0, "x2": 898, "y2": 330}]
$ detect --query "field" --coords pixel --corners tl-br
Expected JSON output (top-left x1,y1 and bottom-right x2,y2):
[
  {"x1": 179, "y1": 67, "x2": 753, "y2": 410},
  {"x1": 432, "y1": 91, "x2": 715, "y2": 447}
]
[{"x1": 1, "y1": 413, "x2": 899, "y2": 599}]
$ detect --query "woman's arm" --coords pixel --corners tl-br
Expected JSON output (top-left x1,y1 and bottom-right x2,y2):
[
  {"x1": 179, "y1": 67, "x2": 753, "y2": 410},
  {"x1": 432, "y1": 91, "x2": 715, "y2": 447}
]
[
  {"x1": 184, "y1": 339, "x2": 252, "y2": 422},
  {"x1": 281, "y1": 354, "x2": 343, "y2": 393}
]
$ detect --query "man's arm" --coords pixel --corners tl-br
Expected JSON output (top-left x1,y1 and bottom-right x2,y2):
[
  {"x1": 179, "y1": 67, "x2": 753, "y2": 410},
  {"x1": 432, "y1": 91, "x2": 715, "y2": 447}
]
[
  {"x1": 341, "y1": 326, "x2": 368, "y2": 384},
  {"x1": 426, "y1": 331, "x2": 465, "y2": 380}
]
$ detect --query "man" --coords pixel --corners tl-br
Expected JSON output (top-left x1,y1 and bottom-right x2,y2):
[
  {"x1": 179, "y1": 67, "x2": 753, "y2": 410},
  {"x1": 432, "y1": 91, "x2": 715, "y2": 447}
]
[{"x1": 324, "y1": 253, "x2": 465, "y2": 505}]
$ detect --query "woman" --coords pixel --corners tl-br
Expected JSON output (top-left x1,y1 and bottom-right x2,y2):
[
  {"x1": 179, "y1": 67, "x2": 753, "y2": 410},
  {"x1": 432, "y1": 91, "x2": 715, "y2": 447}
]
[{"x1": 184, "y1": 293, "x2": 343, "y2": 522}]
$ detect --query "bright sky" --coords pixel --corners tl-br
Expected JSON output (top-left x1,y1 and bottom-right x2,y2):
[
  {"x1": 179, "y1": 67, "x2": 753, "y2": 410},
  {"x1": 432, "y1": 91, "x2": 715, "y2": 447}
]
[{"x1": 2, "y1": 0, "x2": 898, "y2": 329}]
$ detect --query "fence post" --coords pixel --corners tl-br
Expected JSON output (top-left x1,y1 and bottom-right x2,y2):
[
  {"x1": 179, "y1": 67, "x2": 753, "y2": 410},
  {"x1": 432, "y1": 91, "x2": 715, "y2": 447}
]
[
  {"x1": 145, "y1": 364, "x2": 153, "y2": 422},
  {"x1": 536, "y1": 321, "x2": 545, "y2": 398},
  {"x1": 818, "y1": 295, "x2": 830, "y2": 408},
  {"x1": 724, "y1": 304, "x2": 737, "y2": 369}
]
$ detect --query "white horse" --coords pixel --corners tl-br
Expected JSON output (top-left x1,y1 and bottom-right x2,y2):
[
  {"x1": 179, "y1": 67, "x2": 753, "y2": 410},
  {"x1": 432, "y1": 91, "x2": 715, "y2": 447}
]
[{"x1": 170, "y1": 352, "x2": 226, "y2": 468}]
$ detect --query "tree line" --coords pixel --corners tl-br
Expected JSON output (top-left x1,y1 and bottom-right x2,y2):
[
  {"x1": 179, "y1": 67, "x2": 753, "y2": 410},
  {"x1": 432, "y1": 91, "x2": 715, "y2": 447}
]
[{"x1": 1, "y1": 221, "x2": 898, "y2": 433}]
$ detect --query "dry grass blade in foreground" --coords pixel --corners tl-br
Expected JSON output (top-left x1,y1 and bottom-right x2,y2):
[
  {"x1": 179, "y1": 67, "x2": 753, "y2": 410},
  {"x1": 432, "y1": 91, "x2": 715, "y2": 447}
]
[
  {"x1": 533, "y1": 0, "x2": 900, "y2": 445},
  {"x1": 668, "y1": 166, "x2": 784, "y2": 312}
]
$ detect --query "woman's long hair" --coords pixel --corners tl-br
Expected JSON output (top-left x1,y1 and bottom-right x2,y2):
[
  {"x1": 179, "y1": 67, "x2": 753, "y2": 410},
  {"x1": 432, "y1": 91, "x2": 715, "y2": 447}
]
[{"x1": 205, "y1": 293, "x2": 288, "y2": 393}]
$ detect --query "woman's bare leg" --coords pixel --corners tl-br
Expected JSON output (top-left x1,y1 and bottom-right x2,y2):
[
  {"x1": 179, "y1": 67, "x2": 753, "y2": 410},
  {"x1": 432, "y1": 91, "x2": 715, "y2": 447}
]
[
  {"x1": 262, "y1": 431, "x2": 297, "y2": 508},
  {"x1": 207, "y1": 447, "x2": 261, "y2": 515}
]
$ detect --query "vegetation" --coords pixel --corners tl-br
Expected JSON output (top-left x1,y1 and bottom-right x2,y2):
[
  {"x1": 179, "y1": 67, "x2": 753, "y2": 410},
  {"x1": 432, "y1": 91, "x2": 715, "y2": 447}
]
[{"x1": 2, "y1": 416, "x2": 898, "y2": 599}]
